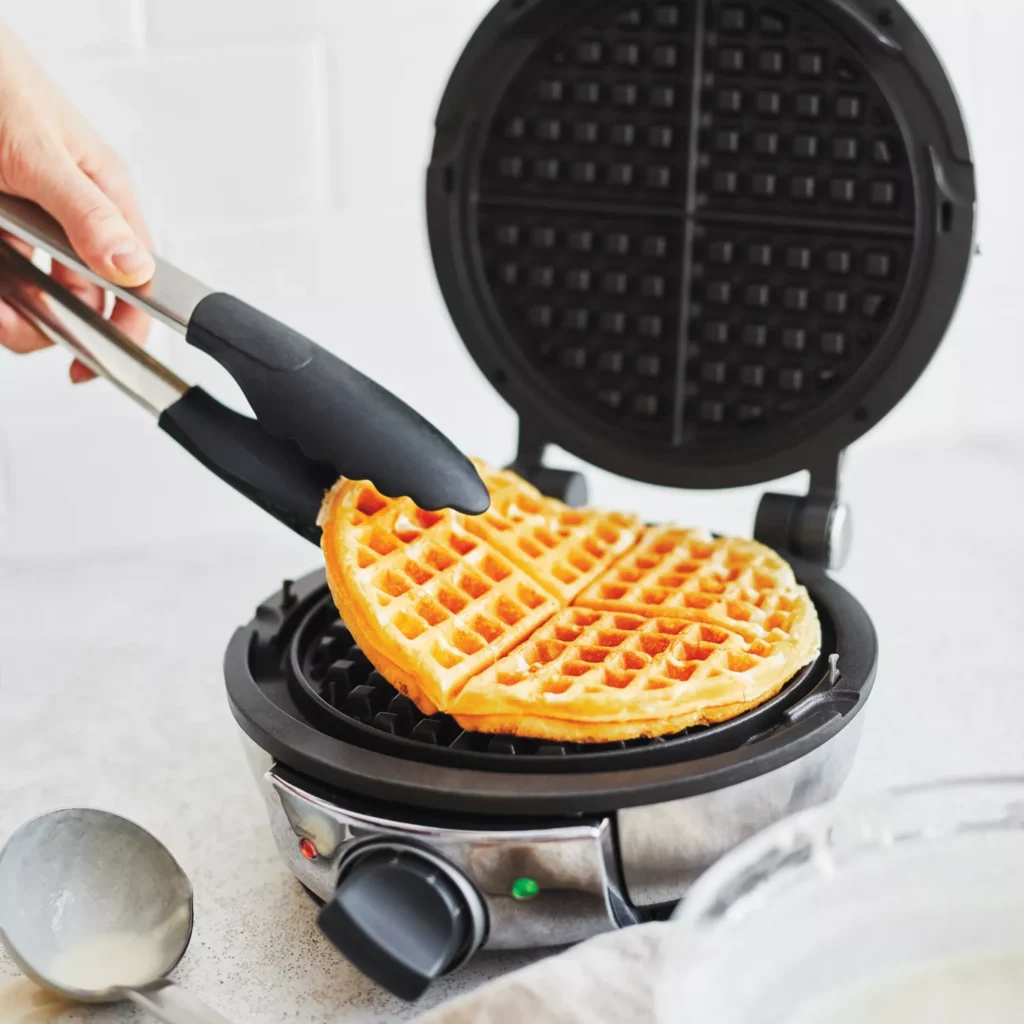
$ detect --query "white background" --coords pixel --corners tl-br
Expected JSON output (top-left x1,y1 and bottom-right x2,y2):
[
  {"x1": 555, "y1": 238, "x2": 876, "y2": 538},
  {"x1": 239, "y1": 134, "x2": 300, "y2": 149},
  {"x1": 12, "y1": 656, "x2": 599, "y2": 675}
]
[{"x1": 0, "y1": 0, "x2": 1017, "y2": 559}]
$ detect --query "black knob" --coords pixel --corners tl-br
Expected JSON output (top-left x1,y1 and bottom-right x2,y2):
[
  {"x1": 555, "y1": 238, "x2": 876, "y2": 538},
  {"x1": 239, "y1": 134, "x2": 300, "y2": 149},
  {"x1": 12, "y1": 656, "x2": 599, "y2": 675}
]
[
  {"x1": 528, "y1": 467, "x2": 589, "y2": 507},
  {"x1": 507, "y1": 462, "x2": 590, "y2": 506},
  {"x1": 754, "y1": 491, "x2": 852, "y2": 570},
  {"x1": 317, "y1": 847, "x2": 480, "y2": 1001}
]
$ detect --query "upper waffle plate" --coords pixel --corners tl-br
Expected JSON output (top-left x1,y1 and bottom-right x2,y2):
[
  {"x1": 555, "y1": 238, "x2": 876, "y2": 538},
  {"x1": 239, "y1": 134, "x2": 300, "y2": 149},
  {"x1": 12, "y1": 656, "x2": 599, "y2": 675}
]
[{"x1": 428, "y1": 0, "x2": 975, "y2": 488}]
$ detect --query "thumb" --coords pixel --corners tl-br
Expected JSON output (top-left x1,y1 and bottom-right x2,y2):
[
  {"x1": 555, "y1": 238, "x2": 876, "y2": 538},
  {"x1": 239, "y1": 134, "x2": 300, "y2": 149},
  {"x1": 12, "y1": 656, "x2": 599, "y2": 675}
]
[{"x1": 25, "y1": 149, "x2": 155, "y2": 288}]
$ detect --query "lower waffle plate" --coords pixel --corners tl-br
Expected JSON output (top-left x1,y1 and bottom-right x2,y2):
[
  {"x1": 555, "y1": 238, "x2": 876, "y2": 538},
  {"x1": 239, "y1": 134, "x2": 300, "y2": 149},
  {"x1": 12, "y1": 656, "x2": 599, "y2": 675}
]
[{"x1": 226, "y1": 565, "x2": 876, "y2": 813}]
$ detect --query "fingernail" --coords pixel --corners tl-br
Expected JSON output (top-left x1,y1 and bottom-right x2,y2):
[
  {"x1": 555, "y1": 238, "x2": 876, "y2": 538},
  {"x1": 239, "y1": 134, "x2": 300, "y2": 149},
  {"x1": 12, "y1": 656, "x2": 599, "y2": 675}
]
[{"x1": 110, "y1": 242, "x2": 155, "y2": 279}]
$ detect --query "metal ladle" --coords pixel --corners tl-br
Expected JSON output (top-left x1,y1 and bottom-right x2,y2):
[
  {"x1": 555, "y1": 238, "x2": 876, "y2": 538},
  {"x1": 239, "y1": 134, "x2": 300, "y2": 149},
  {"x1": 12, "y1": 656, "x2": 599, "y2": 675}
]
[{"x1": 0, "y1": 809, "x2": 232, "y2": 1024}]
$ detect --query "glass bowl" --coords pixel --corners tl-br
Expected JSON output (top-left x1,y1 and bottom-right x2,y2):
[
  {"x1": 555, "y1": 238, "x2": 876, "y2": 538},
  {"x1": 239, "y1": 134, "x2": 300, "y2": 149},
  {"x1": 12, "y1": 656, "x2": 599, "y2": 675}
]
[{"x1": 656, "y1": 778, "x2": 1024, "y2": 1024}]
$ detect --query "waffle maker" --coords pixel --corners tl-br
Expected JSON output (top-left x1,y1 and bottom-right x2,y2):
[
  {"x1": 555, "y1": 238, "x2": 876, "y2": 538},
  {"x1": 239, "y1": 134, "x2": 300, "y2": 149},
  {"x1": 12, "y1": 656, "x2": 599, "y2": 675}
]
[
  {"x1": 220, "y1": 0, "x2": 975, "y2": 1002},
  {"x1": 0, "y1": 0, "x2": 975, "y2": 1005}
]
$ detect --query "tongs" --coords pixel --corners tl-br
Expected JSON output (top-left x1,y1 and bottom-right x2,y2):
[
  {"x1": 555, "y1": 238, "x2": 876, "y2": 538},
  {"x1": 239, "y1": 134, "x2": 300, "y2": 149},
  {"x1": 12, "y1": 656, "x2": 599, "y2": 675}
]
[{"x1": 0, "y1": 194, "x2": 489, "y2": 544}]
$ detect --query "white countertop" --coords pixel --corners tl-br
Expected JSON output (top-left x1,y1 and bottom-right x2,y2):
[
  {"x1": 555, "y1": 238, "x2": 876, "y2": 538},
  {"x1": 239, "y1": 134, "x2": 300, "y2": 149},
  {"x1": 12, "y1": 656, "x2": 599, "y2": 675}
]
[{"x1": 1, "y1": 437, "x2": 1022, "y2": 1023}]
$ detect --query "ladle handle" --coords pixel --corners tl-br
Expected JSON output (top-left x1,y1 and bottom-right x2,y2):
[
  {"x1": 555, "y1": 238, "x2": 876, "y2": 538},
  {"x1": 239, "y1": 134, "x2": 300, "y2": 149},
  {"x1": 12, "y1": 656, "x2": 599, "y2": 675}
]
[{"x1": 128, "y1": 980, "x2": 234, "y2": 1024}]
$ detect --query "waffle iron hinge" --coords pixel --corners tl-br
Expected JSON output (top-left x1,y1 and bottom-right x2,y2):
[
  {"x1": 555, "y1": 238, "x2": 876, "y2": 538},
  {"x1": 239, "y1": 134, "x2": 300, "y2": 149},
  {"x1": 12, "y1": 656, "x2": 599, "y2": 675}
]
[
  {"x1": 507, "y1": 420, "x2": 590, "y2": 507},
  {"x1": 754, "y1": 451, "x2": 852, "y2": 572},
  {"x1": 510, "y1": 423, "x2": 851, "y2": 570}
]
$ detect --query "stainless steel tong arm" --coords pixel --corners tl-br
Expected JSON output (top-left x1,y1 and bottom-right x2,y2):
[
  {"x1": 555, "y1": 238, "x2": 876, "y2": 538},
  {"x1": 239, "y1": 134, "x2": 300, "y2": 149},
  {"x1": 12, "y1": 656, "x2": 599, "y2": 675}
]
[
  {"x1": 0, "y1": 192, "x2": 211, "y2": 333},
  {"x1": 0, "y1": 239, "x2": 188, "y2": 416}
]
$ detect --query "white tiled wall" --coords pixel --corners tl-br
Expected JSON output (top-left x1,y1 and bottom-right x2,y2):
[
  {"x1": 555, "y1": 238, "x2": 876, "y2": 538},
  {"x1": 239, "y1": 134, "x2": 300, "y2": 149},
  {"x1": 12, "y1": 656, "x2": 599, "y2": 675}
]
[{"x1": 0, "y1": 1, "x2": 1015, "y2": 557}]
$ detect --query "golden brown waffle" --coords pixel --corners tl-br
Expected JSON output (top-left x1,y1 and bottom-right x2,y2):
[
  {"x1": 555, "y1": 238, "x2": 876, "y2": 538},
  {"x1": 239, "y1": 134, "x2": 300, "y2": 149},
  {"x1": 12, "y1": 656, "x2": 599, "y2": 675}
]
[
  {"x1": 320, "y1": 466, "x2": 820, "y2": 740},
  {"x1": 319, "y1": 479, "x2": 560, "y2": 715},
  {"x1": 575, "y1": 526, "x2": 806, "y2": 639},
  {"x1": 463, "y1": 459, "x2": 642, "y2": 603},
  {"x1": 451, "y1": 603, "x2": 819, "y2": 741}
]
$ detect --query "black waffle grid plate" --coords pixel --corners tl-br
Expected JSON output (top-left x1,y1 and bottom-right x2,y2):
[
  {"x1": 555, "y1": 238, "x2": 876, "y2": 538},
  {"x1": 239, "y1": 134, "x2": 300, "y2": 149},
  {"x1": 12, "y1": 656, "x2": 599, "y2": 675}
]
[
  {"x1": 428, "y1": 0, "x2": 974, "y2": 489},
  {"x1": 284, "y1": 585, "x2": 833, "y2": 773}
]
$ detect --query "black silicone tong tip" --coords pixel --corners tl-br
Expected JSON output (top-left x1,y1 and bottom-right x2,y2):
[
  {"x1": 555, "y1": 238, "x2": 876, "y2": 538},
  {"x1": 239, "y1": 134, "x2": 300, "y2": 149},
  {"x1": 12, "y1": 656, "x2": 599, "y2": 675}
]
[{"x1": 185, "y1": 294, "x2": 490, "y2": 516}]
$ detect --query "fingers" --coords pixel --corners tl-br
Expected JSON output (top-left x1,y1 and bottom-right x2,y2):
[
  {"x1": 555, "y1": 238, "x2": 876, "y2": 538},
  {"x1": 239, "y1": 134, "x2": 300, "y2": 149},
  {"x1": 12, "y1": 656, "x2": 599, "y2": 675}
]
[
  {"x1": 67, "y1": 296, "x2": 153, "y2": 385},
  {"x1": 50, "y1": 260, "x2": 105, "y2": 313},
  {"x1": 0, "y1": 229, "x2": 105, "y2": 366},
  {"x1": 0, "y1": 232, "x2": 150, "y2": 379},
  {"x1": 69, "y1": 298, "x2": 151, "y2": 386},
  {"x1": 79, "y1": 146, "x2": 154, "y2": 251},
  {"x1": 20, "y1": 143, "x2": 155, "y2": 288},
  {"x1": 56, "y1": 256, "x2": 104, "y2": 384},
  {"x1": 0, "y1": 230, "x2": 50, "y2": 353},
  {"x1": 0, "y1": 230, "x2": 36, "y2": 260},
  {"x1": 0, "y1": 296, "x2": 49, "y2": 352},
  {"x1": 0, "y1": 131, "x2": 156, "y2": 378},
  {"x1": 109, "y1": 295, "x2": 150, "y2": 346},
  {"x1": 47, "y1": 156, "x2": 150, "y2": 386},
  {"x1": 69, "y1": 358, "x2": 94, "y2": 383}
]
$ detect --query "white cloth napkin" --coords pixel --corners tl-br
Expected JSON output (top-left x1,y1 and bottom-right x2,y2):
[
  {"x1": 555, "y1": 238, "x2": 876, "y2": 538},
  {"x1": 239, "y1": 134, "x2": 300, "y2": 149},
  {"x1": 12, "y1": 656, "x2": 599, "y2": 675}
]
[{"x1": 416, "y1": 924, "x2": 668, "y2": 1024}]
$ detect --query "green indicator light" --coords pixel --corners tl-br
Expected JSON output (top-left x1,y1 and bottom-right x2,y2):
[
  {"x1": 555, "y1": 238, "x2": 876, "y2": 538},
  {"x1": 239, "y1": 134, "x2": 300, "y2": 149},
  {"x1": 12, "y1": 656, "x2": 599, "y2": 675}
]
[{"x1": 511, "y1": 877, "x2": 540, "y2": 901}]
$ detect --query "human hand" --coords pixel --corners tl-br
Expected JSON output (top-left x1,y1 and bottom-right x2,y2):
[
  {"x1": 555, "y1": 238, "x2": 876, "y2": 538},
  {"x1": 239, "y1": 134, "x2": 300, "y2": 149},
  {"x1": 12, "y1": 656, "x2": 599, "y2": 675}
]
[{"x1": 0, "y1": 24, "x2": 153, "y2": 382}]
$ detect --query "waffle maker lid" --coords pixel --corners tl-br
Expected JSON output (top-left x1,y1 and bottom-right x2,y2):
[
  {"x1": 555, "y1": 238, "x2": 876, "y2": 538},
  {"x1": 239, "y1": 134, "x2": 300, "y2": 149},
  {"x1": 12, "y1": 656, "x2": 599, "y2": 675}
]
[{"x1": 426, "y1": 0, "x2": 975, "y2": 494}]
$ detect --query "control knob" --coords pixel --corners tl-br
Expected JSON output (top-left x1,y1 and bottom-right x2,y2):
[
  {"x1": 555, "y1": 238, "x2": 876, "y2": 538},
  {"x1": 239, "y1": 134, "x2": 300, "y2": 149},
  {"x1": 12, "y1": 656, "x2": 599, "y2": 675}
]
[{"x1": 318, "y1": 845, "x2": 486, "y2": 1001}]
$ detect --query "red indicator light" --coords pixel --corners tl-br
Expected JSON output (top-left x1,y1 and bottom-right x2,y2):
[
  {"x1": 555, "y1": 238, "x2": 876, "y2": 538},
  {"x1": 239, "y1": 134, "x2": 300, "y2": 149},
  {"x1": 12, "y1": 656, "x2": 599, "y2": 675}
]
[{"x1": 299, "y1": 838, "x2": 318, "y2": 860}]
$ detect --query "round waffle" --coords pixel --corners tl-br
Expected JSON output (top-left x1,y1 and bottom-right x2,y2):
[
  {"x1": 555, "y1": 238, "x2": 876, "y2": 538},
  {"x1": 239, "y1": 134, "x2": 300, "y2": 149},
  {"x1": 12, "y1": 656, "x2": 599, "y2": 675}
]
[{"x1": 320, "y1": 463, "x2": 819, "y2": 741}]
